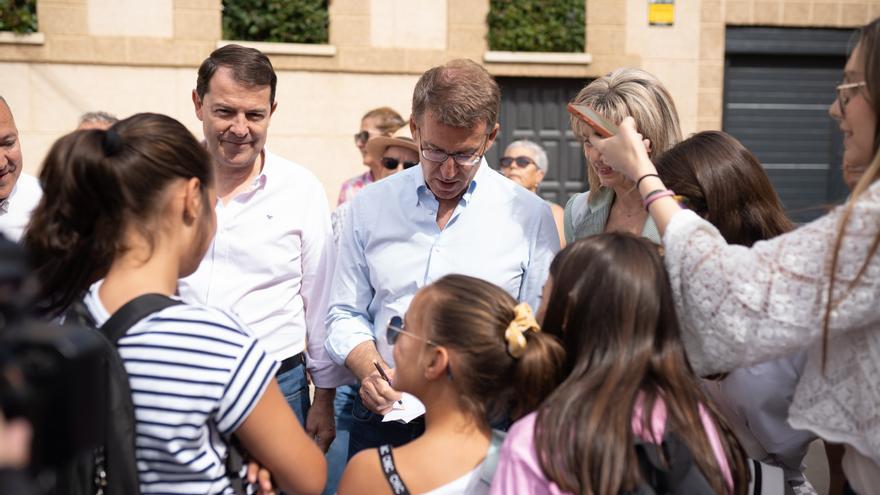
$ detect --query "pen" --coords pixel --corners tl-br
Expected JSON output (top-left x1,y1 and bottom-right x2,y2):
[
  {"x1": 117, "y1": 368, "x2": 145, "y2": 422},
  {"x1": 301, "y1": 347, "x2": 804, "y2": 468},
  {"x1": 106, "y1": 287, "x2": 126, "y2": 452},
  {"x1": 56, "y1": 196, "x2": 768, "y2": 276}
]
[{"x1": 373, "y1": 360, "x2": 404, "y2": 406}]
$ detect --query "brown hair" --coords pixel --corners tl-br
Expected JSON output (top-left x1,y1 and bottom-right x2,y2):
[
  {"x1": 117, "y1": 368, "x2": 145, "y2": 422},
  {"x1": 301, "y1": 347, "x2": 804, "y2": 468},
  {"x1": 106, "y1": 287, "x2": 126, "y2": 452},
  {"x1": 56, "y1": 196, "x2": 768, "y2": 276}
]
[
  {"x1": 196, "y1": 44, "x2": 277, "y2": 104},
  {"x1": 361, "y1": 107, "x2": 405, "y2": 136},
  {"x1": 655, "y1": 131, "x2": 794, "y2": 247},
  {"x1": 24, "y1": 113, "x2": 213, "y2": 316},
  {"x1": 570, "y1": 68, "x2": 682, "y2": 194},
  {"x1": 421, "y1": 275, "x2": 565, "y2": 423},
  {"x1": 824, "y1": 17, "x2": 880, "y2": 367},
  {"x1": 536, "y1": 234, "x2": 747, "y2": 495},
  {"x1": 411, "y1": 59, "x2": 500, "y2": 130}
]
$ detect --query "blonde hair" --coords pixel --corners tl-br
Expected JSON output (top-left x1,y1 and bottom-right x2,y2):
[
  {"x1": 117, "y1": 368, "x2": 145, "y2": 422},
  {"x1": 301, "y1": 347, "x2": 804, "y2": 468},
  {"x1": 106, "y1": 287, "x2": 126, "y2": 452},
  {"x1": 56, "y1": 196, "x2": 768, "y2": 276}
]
[{"x1": 570, "y1": 68, "x2": 682, "y2": 193}]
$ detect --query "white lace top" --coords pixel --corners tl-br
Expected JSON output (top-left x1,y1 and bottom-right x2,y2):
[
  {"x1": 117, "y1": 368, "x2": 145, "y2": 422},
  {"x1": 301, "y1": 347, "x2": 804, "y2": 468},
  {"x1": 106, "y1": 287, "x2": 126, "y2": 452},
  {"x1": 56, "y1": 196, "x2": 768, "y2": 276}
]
[{"x1": 663, "y1": 179, "x2": 880, "y2": 489}]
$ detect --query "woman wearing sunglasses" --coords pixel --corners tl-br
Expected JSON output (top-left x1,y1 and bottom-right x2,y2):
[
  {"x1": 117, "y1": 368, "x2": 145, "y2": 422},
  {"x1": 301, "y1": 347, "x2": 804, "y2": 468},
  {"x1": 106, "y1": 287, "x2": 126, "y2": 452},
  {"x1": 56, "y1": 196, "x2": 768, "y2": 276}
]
[
  {"x1": 337, "y1": 275, "x2": 565, "y2": 495},
  {"x1": 499, "y1": 140, "x2": 566, "y2": 248},
  {"x1": 338, "y1": 107, "x2": 406, "y2": 207},
  {"x1": 592, "y1": 17, "x2": 880, "y2": 494}
]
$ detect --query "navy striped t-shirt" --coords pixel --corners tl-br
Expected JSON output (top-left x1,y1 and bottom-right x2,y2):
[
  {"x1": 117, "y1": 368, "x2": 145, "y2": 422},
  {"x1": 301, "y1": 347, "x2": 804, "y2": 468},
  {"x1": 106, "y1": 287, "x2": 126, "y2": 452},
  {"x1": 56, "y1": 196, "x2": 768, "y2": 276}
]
[{"x1": 84, "y1": 285, "x2": 279, "y2": 495}]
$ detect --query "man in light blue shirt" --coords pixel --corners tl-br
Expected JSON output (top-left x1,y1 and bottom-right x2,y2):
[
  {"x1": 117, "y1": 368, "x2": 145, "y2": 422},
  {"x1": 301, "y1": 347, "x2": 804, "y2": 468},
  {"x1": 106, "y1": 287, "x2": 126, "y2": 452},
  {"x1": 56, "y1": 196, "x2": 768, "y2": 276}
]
[{"x1": 325, "y1": 59, "x2": 560, "y2": 459}]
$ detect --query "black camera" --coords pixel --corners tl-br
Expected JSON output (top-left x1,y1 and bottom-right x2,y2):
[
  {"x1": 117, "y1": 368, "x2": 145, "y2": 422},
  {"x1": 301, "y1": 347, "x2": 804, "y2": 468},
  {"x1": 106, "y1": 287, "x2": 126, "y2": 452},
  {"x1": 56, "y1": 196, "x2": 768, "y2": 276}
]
[{"x1": 0, "y1": 235, "x2": 105, "y2": 472}]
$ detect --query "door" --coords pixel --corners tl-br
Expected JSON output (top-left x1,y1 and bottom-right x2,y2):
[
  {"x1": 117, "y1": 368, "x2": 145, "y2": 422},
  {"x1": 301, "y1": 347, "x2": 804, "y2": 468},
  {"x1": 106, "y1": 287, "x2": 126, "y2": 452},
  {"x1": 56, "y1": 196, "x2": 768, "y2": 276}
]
[
  {"x1": 723, "y1": 27, "x2": 853, "y2": 223},
  {"x1": 488, "y1": 77, "x2": 589, "y2": 206}
]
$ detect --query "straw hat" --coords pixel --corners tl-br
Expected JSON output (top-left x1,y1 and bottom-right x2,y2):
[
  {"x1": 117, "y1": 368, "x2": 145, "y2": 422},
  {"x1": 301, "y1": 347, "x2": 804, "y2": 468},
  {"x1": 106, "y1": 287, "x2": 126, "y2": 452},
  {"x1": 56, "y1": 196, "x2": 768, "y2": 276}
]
[{"x1": 366, "y1": 125, "x2": 419, "y2": 163}]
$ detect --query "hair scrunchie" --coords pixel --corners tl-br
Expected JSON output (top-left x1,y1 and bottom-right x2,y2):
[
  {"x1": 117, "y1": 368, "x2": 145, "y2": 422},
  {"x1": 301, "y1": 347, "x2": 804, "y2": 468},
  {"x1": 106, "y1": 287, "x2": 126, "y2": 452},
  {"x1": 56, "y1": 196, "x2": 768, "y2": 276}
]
[
  {"x1": 102, "y1": 128, "x2": 123, "y2": 157},
  {"x1": 505, "y1": 302, "x2": 541, "y2": 359}
]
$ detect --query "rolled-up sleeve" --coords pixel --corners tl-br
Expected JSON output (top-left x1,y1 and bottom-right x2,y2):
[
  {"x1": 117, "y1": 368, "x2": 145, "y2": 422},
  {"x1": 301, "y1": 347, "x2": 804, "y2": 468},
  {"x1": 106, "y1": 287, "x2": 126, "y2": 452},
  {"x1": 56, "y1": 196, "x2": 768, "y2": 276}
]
[{"x1": 325, "y1": 196, "x2": 377, "y2": 368}]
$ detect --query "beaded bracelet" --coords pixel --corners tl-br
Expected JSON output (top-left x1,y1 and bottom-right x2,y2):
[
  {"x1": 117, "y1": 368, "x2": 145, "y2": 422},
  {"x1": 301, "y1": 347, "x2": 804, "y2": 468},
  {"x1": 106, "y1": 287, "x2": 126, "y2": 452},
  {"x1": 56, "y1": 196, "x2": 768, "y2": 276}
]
[{"x1": 643, "y1": 190, "x2": 676, "y2": 211}]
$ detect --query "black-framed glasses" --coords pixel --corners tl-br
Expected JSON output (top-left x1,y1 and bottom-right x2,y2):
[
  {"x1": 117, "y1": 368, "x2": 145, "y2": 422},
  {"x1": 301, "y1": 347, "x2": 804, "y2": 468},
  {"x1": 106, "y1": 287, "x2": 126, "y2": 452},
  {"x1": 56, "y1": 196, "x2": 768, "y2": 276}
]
[
  {"x1": 499, "y1": 156, "x2": 536, "y2": 169},
  {"x1": 381, "y1": 157, "x2": 419, "y2": 170},
  {"x1": 836, "y1": 81, "x2": 867, "y2": 118},
  {"x1": 386, "y1": 316, "x2": 439, "y2": 346},
  {"x1": 417, "y1": 130, "x2": 490, "y2": 167},
  {"x1": 354, "y1": 130, "x2": 372, "y2": 145}
]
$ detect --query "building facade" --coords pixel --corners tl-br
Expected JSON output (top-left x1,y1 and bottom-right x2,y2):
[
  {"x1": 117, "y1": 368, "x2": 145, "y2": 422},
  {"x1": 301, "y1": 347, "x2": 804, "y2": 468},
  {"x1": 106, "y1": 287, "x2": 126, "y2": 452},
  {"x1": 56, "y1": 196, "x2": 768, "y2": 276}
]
[{"x1": 0, "y1": 0, "x2": 876, "y2": 212}]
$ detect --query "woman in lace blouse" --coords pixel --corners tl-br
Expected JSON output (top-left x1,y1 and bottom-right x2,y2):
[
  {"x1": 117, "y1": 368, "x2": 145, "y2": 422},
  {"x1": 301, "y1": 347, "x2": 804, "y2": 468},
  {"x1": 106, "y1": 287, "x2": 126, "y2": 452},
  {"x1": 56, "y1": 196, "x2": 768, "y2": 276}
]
[{"x1": 593, "y1": 18, "x2": 880, "y2": 494}]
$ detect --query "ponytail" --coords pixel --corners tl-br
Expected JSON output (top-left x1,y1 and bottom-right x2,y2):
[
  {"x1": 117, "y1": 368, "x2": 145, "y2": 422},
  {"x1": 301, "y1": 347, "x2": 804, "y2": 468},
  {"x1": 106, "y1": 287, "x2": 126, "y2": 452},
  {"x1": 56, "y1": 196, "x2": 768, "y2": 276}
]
[
  {"x1": 25, "y1": 129, "x2": 127, "y2": 316},
  {"x1": 510, "y1": 330, "x2": 565, "y2": 419},
  {"x1": 424, "y1": 275, "x2": 566, "y2": 424},
  {"x1": 24, "y1": 113, "x2": 213, "y2": 317}
]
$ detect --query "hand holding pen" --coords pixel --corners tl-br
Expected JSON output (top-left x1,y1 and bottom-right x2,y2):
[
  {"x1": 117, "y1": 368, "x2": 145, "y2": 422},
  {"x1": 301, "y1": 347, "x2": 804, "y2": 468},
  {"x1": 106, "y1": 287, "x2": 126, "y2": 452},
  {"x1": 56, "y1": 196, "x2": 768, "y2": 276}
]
[{"x1": 373, "y1": 361, "x2": 404, "y2": 406}]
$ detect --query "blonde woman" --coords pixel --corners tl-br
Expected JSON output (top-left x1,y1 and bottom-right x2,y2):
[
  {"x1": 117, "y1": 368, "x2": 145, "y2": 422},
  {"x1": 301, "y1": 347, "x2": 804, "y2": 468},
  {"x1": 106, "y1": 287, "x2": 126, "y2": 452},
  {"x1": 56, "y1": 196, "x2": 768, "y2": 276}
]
[{"x1": 563, "y1": 68, "x2": 682, "y2": 244}]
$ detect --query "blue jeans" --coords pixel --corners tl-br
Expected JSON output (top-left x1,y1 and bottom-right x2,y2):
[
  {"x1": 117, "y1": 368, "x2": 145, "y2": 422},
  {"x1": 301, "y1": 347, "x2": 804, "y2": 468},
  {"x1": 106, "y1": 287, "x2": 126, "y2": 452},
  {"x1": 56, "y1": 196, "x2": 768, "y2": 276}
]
[
  {"x1": 276, "y1": 363, "x2": 310, "y2": 426},
  {"x1": 346, "y1": 388, "x2": 425, "y2": 459},
  {"x1": 322, "y1": 384, "x2": 357, "y2": 495}
]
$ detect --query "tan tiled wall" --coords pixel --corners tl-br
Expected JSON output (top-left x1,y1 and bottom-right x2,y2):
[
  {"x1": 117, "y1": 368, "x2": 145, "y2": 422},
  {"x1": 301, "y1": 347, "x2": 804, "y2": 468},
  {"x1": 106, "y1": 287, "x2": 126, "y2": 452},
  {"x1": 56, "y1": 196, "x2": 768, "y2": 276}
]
[{"x1": 2, "y1": 0, "x2": 879, "y2": 203}]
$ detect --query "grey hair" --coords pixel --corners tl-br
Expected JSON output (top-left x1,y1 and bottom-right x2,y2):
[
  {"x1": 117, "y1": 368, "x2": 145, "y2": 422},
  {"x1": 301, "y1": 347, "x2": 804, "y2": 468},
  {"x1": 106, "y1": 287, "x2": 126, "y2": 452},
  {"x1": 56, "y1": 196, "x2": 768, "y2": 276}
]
[
  {"x1": 505, "y1": 139, "x2": 549, "y2": 173},
  {"x1": 79, "y1": 111, "x2": 119, "y2": 126}
]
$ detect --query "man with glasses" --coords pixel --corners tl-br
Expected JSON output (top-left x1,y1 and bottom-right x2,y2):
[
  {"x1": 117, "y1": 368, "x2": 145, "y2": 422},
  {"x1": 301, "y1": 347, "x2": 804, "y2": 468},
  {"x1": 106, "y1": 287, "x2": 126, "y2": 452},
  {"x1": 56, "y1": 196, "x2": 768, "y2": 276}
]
[{"x1": 326, "y1": 59, "x2": 560, "y2": 458}]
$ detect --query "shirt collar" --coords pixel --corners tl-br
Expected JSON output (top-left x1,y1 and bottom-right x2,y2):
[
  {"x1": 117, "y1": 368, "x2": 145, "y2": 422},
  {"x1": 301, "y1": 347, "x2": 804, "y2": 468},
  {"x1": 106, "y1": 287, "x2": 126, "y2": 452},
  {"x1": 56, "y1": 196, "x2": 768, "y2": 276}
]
[
  {"x1": 0, "y1": 180, "x2": 20, "y2": 215},
  {"x1": 414, "y1": 156, "x2": 488, "y2": 207}
]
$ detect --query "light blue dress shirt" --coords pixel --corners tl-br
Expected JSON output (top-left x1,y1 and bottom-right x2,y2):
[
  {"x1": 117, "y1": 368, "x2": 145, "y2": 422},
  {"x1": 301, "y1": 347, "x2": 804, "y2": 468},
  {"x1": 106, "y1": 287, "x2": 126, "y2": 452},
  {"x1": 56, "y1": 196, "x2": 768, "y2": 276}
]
[{"x1": 325, "y1": 160, "x2": 560, "y2": 370}]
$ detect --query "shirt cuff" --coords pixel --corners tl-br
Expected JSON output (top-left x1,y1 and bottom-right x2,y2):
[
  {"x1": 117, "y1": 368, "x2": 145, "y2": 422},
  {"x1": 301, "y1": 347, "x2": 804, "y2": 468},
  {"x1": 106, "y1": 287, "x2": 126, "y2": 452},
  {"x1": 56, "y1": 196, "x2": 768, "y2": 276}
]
[{"x1": 324, "y1": 322, "x2": 375, "y2": 368}]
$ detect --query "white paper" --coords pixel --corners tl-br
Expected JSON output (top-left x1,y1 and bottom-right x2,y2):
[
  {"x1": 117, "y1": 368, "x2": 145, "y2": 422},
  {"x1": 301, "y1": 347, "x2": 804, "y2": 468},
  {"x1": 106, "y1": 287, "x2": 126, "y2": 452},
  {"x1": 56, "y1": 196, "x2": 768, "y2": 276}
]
[{"x1": 381, "y1": 392, "x2": 426, "y2": 423}]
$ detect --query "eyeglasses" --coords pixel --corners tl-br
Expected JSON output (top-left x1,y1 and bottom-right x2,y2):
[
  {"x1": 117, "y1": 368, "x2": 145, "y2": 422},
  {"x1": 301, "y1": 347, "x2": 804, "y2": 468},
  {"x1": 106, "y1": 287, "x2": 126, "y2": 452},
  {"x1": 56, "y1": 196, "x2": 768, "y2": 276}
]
[
  {"x1": 417, "y1": 130, "x2": 490, "y2": 167},
  {"x1": 499, "y1": 156, "x2": 536, "y2": 168},
  {"x1": 354, "y1": 130, "x2": 372, "y2": 145},
  {"x1": 836, "y1": 81, "x2": 867, "y2": 118},
  {"x1": 381, "y1": 157, "x2": 419, "y2": 170},
  {"x1": 386, "y1": 316, "x2": 439, "y2": 347}
]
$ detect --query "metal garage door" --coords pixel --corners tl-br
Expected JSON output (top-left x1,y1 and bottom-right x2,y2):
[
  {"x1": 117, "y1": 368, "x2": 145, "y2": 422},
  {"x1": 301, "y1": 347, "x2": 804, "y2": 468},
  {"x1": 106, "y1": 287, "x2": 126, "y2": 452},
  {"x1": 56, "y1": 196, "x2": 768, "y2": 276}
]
[
  {"x1": 487, "y1": 77, "x2": 589, "y2": 207},
  {"x1": 724, "y1": 27, "x2": 853, "y2": 223}
]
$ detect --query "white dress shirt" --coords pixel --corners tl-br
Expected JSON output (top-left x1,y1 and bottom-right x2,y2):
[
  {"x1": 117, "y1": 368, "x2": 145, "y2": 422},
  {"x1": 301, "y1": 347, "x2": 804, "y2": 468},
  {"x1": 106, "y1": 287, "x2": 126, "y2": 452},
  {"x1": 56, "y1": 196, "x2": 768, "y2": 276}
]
[
  {"x1": 325, "y1": 160, "x2": 560, "y2": 372},
  {"x1": 0, "y1": 173, "x2": 42, "y2": 242},
  {"x1": 179, "y1": 149, "x2": 348, "y2": 388}
]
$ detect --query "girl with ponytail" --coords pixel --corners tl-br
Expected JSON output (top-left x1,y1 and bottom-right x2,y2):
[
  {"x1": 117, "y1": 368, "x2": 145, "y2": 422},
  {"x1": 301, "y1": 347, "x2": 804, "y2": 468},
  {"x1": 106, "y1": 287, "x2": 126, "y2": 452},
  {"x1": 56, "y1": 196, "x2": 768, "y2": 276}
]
[
  {"x1": 24, "y1": 113, "x2": 326, "y2": 495},
  {"x1": 338, "y1": 274, "x2": 565, "y2": 495},
  {"x1": 492, "y1": 234, "x2": 748, "y2": 495}
]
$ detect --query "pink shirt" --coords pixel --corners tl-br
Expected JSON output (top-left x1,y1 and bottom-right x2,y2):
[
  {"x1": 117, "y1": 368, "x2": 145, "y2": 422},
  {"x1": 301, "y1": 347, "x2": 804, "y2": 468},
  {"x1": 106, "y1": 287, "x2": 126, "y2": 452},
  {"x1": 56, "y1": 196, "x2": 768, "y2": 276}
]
[
  {"x1": 490, "y1": 398, "x2": 733, "y2": 494},
  {"x1": 337, "y1": 170, "x2": 373, "y2": 206}
]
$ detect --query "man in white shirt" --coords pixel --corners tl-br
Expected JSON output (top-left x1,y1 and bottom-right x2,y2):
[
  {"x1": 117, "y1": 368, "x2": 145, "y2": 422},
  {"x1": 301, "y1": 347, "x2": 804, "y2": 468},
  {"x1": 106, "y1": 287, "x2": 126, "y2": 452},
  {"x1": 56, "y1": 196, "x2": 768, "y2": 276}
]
[
  {"x1": 179, "y1": 45, "x2": 346, "y2": 453},
  {"x1": 0, "y1": 97, "x2": 42, "y2": 242}
]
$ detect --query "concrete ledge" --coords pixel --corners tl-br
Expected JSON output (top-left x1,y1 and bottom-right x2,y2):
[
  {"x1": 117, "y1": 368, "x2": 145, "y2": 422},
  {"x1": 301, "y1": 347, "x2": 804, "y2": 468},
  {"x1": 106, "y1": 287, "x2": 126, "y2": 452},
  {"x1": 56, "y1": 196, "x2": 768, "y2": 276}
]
[
  {"x1": 484, "y1": 50, "x2": 592, "y2": 65},
  {"x1": 217, "y1": 40, "x2": 336, "y2": 57},
  {"x1": 0, "y1": 32, "x2": 45, "y2": 45}
]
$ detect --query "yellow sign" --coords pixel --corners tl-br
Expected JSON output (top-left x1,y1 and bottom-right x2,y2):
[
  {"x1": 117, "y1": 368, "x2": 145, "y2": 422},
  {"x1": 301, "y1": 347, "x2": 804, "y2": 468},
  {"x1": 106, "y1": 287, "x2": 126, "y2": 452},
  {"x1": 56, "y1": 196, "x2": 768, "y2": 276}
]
[{"x1": 649, "y1": 2, "x2": 675, "y2": 26}]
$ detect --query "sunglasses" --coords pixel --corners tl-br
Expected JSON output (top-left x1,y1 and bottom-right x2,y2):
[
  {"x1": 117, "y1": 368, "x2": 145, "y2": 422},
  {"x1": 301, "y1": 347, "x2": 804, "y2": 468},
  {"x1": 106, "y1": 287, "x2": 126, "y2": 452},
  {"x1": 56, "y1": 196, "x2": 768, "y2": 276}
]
[
  {"x1": 354, "y1": 130, "x2": 372, "y2": 145},
  {"x1": 386, "y1": 316, "x2": 454, "y2": 380},
  {"x1": 499, "y1": 156, "x2": 536, "y2": 168},
  {"x1": 381, "y1": 157, "x2": 419, "y2": 170},
  {"x1": 386, "y1": 316, "x2": 438, "y2": 346}
]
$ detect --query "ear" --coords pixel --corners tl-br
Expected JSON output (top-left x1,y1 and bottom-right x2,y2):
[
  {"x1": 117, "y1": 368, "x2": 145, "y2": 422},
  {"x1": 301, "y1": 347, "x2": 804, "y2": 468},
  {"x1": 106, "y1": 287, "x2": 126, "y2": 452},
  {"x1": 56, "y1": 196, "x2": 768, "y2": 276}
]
[
  {"x1": 409, "y1": 117, "x2": 418, "y2": 139},
  {"x1": 182, "y1": 177, "x2": 204, "y2": 225},
  {"x1": 192, "y1": 90, "x2": 204, "y2": 121},
  {"x1": 485, "y1": 122, "x2": 500, "y2": 150},
  {"x1": 423, "y1": 346, "x2": 450, "y2": 381},
  {"x1": 535, "y1": 169, "x2": 546, "y2": 182},
  {"x1": 270, "y1": 101, "x2": 278, "y2": 117}
]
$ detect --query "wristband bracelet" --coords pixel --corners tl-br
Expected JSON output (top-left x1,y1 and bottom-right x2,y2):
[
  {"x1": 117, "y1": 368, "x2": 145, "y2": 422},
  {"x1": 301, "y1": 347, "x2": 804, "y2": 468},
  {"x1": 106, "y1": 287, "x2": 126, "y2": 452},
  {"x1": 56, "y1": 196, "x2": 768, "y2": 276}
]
[
  {"x1": 636, "y1": 173, "x2": 661, "y2": 189},
  {"x1": 643, "y1": 190, "x2": 676, "y2": 211},
  {"x1": 641, "y1": 189, "x2": 667, "y2": 204}
]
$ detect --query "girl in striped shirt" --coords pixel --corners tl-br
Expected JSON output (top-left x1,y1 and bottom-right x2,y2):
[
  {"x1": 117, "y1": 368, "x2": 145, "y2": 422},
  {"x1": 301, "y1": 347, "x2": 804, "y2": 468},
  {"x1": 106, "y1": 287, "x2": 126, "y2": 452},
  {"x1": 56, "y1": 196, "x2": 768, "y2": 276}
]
[{"x1": 24, "y1": 113, "x2": 326, "y2": 495}]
